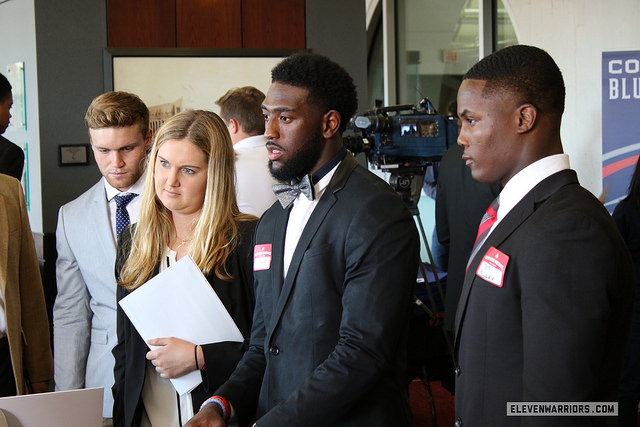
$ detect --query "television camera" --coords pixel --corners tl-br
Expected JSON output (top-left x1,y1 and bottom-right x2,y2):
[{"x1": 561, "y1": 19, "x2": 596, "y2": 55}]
[
  {"x1": 343, "y1": 97, "x2": 458, "y2": 209},
  {"x1": 344, "y1": 99, "x2": 458, "y2": 362}
]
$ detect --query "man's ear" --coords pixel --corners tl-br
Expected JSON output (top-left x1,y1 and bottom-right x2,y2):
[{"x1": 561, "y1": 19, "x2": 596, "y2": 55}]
[
  {"x1": 228, "y1": 118, "x2": 240, "y2": 135},
  {"x1": 516, "y1": 104, "x2": 536, "y2": 133},
  {"x1": 144, "y1": 128, "x2": 153, "y2": 151},
  {"x1": 322, "y1": 110, "x2": 341, "y2": 139}
]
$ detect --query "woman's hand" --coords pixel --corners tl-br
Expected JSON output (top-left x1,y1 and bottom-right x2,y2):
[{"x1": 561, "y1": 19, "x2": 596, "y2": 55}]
[{"x1": 146, "y1": 337, "x2": 197, "y2": 378}]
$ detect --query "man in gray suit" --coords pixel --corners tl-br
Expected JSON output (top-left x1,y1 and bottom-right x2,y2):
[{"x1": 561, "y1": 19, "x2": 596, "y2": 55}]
[{"x1": 53, "y1": 92, "x2": 152, "y2": 425}]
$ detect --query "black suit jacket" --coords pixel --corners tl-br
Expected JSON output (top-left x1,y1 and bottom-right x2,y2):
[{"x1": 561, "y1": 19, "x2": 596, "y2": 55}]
[
  {"x1": 0, "y1": 135, "x2": 24, "y2": 180},
  {"x1": 215, "y1": 152, "x2": 420, "y2": 427},
  {"x1": 454, "y1": 169, "x2": 634, "y2": 426},
  {"x1": 112, "y1": 220, "x2": 256, "y2": 427}
]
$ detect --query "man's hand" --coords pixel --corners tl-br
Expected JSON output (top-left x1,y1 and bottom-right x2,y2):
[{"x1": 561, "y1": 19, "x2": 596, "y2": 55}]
[
  {"x1": 146, "y1": 337, "x2": 196, "y2": 378},
  {"x1": 184, "y1": 402, "x2": 226, "y2": 427}
]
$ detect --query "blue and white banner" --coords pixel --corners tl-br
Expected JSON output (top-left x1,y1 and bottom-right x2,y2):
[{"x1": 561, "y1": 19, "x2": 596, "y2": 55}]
[{"x1": 602, "y1": 50, "x2": 640, "y2": 213}]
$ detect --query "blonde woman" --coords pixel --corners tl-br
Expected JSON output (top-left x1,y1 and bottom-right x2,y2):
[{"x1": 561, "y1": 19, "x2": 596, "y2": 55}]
[{"x1": 112, "y1": 110, "x2": 257, "y2": 427}]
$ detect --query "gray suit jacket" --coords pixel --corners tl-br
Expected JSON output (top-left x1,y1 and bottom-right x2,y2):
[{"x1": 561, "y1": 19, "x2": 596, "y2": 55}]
[
  {"x1": 53, "y1": 178, "x2": 121, "y2": 417},
  {"x1": 217, "y1": 153, "x2": 420, "y2": 427}
]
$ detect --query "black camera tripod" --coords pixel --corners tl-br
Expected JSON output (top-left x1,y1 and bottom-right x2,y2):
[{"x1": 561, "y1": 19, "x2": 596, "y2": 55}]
[{"x1": 388, "y1": 167, "x2": 455, "y2": 426}]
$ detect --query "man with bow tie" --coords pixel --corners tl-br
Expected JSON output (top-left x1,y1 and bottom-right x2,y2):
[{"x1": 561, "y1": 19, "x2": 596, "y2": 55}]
[{"x1": 187, "y1": 52, "x2": 420, "y2": 427}]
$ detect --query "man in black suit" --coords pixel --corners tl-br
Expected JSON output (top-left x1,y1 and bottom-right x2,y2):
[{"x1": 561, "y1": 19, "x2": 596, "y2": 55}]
[
  {"x1": 187, "y1": 53, "x2": 420, "y2": 427},
  {"x1": 0, "y1": 73, "x2": 24, "y2": 180},
  {"x1": 454, "y1": 45, "x2": 634, "y2": 426}
]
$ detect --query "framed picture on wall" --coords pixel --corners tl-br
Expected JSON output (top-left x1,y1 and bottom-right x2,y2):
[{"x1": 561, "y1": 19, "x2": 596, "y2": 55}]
[
  {"x1": 103, "y1": 48, "x2": 302, "y2": 131},
  {"x1": 59, "y1": 144, "x2": 90, "y2": 166}
]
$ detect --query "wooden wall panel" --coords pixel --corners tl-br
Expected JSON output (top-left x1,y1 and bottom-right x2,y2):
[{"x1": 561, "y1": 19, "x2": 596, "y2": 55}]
[
  {"x1": 242, "y1": 0, "x2": 306, "y2": 49},
  {"x1": 107, "y1": 0, "x2": 176, "y2": 48},
  {"x1": 176, "y1": 0, "x2": 241, "y2": 48},
  {"x1": 107, "y1": 0, "x2": 306, "y2": 49}
]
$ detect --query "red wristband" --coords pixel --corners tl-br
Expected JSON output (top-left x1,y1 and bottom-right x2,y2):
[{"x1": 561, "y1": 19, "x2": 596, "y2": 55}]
[{"x1": 200, "y1": 395, "x2": 230, "y2": 422}]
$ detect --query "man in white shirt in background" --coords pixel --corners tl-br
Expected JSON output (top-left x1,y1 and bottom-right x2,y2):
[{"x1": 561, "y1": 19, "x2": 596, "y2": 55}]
[
  {"x1": 53, "y1": 91, "x2": 152, "y2": 427},
  {"x1": 216, "y1": 86, "x2": 278, "y2": 217}
]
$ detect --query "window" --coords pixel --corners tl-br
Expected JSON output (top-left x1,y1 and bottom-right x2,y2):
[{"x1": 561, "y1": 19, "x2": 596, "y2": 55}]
[{"x1": 366, "y1": 0, "x2": 517, "y2": 111}]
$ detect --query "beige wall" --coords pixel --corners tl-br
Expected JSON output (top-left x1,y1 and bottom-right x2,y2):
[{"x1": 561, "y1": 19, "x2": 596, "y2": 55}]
[
  {"x1": 0, "y1": 0, "x2": 43, "y2": 232},
  {"x1": 506, "y1": 0, "x2": 640, "y2": 195}
]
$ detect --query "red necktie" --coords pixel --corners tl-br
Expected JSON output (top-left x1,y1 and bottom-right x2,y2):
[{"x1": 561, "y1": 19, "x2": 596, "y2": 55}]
[
  {"x1": 467, "y1": 197, "x2": 500, "y2": 269},
  {"x1": 473, "y1": 197, "x2": 499, "y2": 248}
]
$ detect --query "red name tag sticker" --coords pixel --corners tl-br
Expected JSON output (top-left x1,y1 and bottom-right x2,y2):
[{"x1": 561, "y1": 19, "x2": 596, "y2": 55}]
[
  {"x1": 475, "y1": 246, "x2": 509, "y2": 287},
  {"x1": 254, "y1": 244, "x2": 272, "y2": 271}
]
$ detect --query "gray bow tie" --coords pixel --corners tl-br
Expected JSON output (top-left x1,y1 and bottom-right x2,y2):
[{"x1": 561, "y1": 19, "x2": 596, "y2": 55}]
[{"x1": 272, "y1": 174, "x2": 315, "y2": 209}]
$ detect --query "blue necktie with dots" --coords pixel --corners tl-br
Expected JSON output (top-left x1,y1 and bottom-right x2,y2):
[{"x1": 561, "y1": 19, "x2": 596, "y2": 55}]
[{"x1": 114, "y1": 193, "x2": 137, "y2": 238}]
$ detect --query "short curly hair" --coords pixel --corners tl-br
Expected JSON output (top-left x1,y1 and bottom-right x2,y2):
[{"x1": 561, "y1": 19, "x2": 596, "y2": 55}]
[
  {"x1": 271, "y1": 52, "x2": 358, "y2": 132},
  {"x1": 464, "y1": 45, "x2": 565, "y2": 117}
]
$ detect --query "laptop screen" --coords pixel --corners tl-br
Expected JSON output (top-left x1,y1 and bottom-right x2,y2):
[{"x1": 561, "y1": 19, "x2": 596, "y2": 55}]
[{"x1": 0, "y1": 388, "x2": 103, "y2": 427}]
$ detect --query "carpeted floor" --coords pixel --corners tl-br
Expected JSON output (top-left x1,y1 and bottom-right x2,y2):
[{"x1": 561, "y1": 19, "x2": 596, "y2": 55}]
[
  {"x1": 409, "y1": 380, "x2": 640, "y2": 426},
  {"x1": 409, "y1": 379, "x2": 455, "y2": 427}
]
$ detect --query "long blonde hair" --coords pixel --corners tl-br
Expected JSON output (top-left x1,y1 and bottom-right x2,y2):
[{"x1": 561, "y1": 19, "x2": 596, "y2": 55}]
[{"x1": 119, "y1": 109, "x2": 255, "y2": 290}]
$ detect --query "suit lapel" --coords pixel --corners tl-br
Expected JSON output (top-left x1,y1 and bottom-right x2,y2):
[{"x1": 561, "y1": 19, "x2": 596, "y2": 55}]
[
  {"x1": 89, "y1": 183, "x2": 117, "y2": 260},
  {"x1": 269, "y1": 207, "x2": 289, "y2": 315},
  {"x1": 267, "y1": 153, "x2": 358, "y2": 337},
  {"x1": 453, "y1": 169, "x2": 577, "y2": 351},
  {"x1": 269, "y1": 191, "x2": 337, "y2": 335}
]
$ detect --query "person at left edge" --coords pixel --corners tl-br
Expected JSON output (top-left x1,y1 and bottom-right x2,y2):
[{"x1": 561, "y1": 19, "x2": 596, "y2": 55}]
[
  {"x1": 53, "y1": 91, "x2": 152, "y2": 425},
  {"x1": 0, "y1": 174, "x2": 52, "y2": 396},
  {"x1": 112, "y1": 110, "x2": 257, "y2": 426},
  {"x1": 0, "y1": 72, "x2": 24, "y2": 180}
]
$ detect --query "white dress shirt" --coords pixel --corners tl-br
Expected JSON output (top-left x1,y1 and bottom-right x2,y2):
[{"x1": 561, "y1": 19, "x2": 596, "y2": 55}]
[
  {"x1": 234, "y1": 135, "x2": 279, "y2": 217},
  {"x1": 104, "y1": 173, "x2": 146, "y2": 240},
  {"x1": 140, "y1": 248, "x2": 193, "y2": 427},
  {"x1": 283, "y1": 163, "x2": 341, "y2": 278},
  {"x1": 467, "y1": 154, "x2": 570, "y2": 267},
  {"x1": 493, "y1": 153, "x2": 570, "y2": 230}
]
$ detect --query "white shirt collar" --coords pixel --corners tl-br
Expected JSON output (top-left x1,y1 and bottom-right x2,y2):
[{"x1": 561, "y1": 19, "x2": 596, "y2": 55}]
[
  {"x1": 104, "y1": 171, "x2": 146, "y2": 201},
  {"x1": 496, "y1": 153, "x2": 570, "y2": 226},
  {"x1": 234, "y1": 134, "x2": 266, "y2": 150}
]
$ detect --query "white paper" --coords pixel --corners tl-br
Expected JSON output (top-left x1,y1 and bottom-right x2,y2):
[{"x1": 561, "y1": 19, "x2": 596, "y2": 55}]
[{"x1": 119, "y1": 256, "x2": 243, "y2": 395}]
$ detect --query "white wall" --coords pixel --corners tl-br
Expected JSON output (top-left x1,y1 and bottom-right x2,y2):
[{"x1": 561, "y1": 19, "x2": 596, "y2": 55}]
[
  {"x1": 505, "y1": 0, "x2": 640, "y2": 195},
  {"x1": 0, "y1": 0, "x2": 43, "y2": 232}
]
